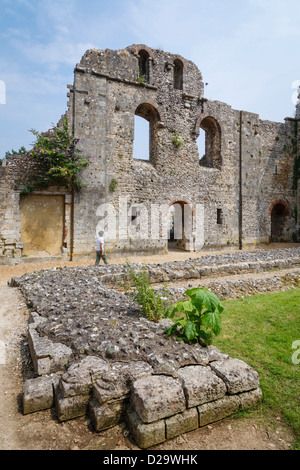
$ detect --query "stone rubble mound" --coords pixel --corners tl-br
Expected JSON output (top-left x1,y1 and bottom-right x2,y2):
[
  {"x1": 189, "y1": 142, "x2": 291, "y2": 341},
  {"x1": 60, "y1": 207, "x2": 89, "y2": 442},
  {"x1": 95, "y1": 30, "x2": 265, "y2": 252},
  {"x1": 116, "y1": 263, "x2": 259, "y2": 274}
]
[{"x1": 10, "y1": 247, "x2": 300, "y2": 448}]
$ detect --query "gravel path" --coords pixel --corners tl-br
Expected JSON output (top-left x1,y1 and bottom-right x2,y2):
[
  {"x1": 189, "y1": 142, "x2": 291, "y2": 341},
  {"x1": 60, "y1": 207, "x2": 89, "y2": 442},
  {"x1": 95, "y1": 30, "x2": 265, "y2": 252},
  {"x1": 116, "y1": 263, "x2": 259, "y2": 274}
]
[{"x1": 0, "y1": 243, "x2": 298, "y2": 450}]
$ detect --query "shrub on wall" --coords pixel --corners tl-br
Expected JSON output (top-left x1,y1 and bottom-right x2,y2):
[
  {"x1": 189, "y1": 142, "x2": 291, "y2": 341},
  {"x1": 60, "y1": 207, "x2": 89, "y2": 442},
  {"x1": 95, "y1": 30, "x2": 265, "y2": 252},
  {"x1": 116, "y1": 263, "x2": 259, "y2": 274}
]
[{"x1": 20, "y1": 118, "x2": 91, "y2": 196}]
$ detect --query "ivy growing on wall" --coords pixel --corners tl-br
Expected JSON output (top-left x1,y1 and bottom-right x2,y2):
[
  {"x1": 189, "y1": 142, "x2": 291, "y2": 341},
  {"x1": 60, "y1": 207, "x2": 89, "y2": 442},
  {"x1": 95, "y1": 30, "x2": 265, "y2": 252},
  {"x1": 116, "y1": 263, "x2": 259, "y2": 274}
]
[{"x1": 292, "y1": 120, "x2": 300, "y2": 190}]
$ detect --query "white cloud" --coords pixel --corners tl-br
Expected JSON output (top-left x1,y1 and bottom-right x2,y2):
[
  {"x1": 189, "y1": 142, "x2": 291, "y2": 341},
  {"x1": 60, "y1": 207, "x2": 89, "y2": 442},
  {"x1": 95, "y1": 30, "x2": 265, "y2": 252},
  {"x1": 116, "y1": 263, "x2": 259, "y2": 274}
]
[
  {"x1": 2, "y1": 0, "x2": 97, "y2": 70},
  {"x1": 11, "y1": 36, "x2": 96, "y2": 69}
]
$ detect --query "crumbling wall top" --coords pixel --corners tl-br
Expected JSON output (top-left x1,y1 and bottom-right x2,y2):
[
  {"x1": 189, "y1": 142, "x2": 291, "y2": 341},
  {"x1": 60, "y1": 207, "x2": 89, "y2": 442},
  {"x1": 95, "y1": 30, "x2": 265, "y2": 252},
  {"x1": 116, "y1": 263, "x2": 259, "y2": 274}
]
[{"x1": 77, "y1": 44, "x2": 204, "y2": 99}]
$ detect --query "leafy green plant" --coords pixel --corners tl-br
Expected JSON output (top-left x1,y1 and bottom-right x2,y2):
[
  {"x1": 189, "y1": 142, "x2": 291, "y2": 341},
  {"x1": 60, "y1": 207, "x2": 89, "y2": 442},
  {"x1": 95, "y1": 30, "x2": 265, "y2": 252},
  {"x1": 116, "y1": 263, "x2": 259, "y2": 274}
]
[
  {"x1": 20, "y1": 118, "x2": 91, "y2": 196},
  {"x1": 172, "y1": 131, "x2": 183, "y2": 148},
  {"x1": 137, "y1": 74, "x2": 146, "y2": 84},
  {"x1": 20, "y1": 185, "x2": 35, "y2": 196},
  {"x1": 122, "y1": 264, "x2": 169, "y2": 322},
  {"x1": 164, "y1": 287, "x2": 223, "y2": 346},
  {"x1": 109, "y1": 178, "x2": 117, "y2": 192}
]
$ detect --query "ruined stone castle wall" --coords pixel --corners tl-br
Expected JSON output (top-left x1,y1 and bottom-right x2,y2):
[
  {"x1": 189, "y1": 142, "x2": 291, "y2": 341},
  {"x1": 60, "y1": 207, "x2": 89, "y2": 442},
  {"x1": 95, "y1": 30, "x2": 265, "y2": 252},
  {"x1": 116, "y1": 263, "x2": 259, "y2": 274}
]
[
  {"x1": 0, "y1": 44, "x2": 298, "y2": 261},
  {"x1": 63, "y1": 45, "x2": 297, "y2": 257}
]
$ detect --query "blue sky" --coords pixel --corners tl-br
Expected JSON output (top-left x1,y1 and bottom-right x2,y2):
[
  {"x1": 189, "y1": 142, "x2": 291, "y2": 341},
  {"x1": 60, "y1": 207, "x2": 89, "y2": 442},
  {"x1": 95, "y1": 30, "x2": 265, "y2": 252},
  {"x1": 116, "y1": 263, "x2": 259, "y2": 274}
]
[{"x1": 0, "y1": 0, "x2": 299, "y2": 158}]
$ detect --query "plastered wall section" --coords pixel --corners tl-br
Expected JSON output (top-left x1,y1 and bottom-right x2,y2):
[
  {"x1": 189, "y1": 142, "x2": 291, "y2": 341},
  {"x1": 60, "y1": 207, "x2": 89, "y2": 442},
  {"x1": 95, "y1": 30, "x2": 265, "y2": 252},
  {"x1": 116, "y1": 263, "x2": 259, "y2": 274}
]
[
  {"x1": 0, "y1": 155, "x2": 72, "y2": 261},
  {"x1": 19, "y1": 194, "x2": 65, "y2": 256}
]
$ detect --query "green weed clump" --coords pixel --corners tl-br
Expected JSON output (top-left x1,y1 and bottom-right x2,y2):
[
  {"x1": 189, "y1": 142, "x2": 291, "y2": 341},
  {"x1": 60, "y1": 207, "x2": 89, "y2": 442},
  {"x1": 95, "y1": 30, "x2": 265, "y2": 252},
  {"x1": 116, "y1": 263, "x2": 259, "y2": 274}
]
[{"x1": 122, "y1": 264, "x2": 169, "y2": 322}]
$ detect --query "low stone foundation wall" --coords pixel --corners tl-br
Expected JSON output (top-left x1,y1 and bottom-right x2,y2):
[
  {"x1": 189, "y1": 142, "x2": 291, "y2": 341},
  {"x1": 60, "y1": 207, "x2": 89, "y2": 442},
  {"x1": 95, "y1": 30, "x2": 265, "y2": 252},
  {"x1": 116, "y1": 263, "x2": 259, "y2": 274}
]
[
  {"x1": 11, "y1": 247, "x2": 300, "y2": 448},
  {"x1": 101, "y1": 247, "x2": 300, "y2": 286},
  {"x1": 162, "y1": 270, "x2": 300, "y2": 302},
  {"x1": 22, "y1": 353, "x2": 262, "y2": 448}
]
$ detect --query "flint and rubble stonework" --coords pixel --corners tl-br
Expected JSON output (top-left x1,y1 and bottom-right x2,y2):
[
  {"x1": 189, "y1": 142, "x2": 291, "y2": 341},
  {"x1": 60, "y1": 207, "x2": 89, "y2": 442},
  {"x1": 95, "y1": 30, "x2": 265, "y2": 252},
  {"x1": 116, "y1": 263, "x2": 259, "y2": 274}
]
[
  {"x1": 12, "y1": 247, "x2": 300, "y2": 448},
  {"x1": 0, "y1": 44, "x2": 300, "y2": 261}
]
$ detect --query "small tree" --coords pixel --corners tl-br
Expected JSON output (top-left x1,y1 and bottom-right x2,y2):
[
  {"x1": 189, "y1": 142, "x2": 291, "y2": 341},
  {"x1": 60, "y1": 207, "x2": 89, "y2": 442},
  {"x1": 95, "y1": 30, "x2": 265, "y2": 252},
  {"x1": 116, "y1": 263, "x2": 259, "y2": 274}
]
[
  {"x1": 5, "y1": 146, "x2": 27, "y2": 157},
  {"x1": 20, "y1": 118, "x2": 91, "y2": 195},
  {"x1": 2, "y1": 146, "x2": 27, "y2": 167}
]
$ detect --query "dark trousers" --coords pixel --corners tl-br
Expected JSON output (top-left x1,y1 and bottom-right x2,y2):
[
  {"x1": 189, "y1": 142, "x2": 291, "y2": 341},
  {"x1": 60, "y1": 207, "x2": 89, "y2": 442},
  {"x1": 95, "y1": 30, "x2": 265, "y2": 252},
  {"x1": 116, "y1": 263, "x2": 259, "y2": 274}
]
[{"x1": 95, "y1": 251, "x2": 109, "y2": 265}]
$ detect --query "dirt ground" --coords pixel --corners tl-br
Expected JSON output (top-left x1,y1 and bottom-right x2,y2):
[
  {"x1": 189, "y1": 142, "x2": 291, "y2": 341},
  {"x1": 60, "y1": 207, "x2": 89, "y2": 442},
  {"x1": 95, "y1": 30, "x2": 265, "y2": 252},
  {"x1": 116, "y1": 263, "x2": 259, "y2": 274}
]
[{"x1": 0, "y1": 245, "x2": 297, "y2": 451}]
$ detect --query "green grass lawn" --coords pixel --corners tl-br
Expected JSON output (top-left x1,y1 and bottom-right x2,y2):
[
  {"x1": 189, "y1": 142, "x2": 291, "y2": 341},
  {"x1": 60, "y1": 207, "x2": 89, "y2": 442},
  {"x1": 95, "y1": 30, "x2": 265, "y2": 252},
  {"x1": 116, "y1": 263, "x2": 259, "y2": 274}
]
[{"x1": 213, "y1": 289, "x2": 300, "y2": 449}]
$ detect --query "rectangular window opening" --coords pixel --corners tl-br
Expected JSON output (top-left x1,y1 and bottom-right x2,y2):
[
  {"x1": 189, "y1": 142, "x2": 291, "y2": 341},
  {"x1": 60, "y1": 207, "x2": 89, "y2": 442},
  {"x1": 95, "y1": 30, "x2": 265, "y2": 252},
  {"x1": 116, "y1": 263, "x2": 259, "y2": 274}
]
[{"x1": 217, "y1": 208, "x2": 223, "y2": 225}]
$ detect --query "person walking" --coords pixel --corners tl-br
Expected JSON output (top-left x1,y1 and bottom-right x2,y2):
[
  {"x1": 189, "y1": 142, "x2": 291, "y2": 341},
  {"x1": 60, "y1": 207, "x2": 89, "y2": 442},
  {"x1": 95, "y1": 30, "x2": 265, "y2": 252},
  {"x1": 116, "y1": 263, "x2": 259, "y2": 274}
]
[{"x1": 95, "y1": 230, "x2": 109, "y2": 265}]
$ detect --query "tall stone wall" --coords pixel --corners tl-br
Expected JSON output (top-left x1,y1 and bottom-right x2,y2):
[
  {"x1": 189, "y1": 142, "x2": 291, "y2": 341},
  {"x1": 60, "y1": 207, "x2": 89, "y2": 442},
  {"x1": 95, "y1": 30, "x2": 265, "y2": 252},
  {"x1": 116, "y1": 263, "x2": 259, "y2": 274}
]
[{"x1": 65, "y1": 45, "x2": 298, "y2": 257}]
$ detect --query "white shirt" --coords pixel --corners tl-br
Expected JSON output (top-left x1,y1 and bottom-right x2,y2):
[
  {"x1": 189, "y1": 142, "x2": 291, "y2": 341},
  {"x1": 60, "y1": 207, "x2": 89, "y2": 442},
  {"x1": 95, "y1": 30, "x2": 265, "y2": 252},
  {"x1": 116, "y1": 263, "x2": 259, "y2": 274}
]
[{"x1": 96, "y1": 236, "x2": 104, "y2": 251}]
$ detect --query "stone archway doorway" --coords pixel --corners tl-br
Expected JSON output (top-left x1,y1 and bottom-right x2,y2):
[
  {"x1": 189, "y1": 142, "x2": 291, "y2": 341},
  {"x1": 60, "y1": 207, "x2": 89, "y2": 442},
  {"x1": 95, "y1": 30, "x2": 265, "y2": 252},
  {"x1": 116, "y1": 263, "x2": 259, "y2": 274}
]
[
  {"x1": 270, "y1": 201, "x2": 290, "y2": 242},
  {"x1": 168, "y1": 201, "x2": 194, "y2": 251}
]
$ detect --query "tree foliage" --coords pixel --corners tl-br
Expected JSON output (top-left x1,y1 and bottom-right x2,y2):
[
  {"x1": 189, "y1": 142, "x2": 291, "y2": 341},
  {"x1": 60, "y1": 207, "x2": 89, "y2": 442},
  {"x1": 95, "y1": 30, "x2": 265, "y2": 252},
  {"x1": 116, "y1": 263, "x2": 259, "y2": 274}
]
[{"x1": 20, "y1": 118, "x2": 91, "y2": 196}]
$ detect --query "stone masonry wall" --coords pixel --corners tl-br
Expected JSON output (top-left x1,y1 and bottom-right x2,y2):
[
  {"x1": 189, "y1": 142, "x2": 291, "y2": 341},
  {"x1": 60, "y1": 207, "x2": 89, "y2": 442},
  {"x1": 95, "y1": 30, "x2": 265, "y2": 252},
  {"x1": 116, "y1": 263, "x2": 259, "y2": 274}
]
[
  {"x1": 64, "y1": 45, "x2": 298, "y2": 258},
  {"x1": 0, "y1": 157, "x2": 28, "y2": 263}
]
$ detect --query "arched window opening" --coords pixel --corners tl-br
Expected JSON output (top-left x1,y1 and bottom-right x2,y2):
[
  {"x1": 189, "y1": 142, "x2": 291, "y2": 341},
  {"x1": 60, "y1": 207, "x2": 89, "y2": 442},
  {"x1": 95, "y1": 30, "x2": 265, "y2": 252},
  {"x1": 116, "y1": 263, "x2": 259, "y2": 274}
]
[
  {"x1": 133, "y1": 115, "x2": 150, "y2": 160},
  {"x1": 174, "y1": 59, "x2": 183, "y2": 90},
  {"x1": 138, "y1": 49, "x2": 150, "y2": 83},
  {"x1": 198, "y1": 117, "x2": 222, "y2": 170},
  {"x1": 270, "y1": 202, "x2": 290, "y2": 242},
  {"x1": 133, "y1": 103, "x2": 160, "y2": 164},
  {"x1": 196, "y1": 128, "x2": 206, "y2": 162}
]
